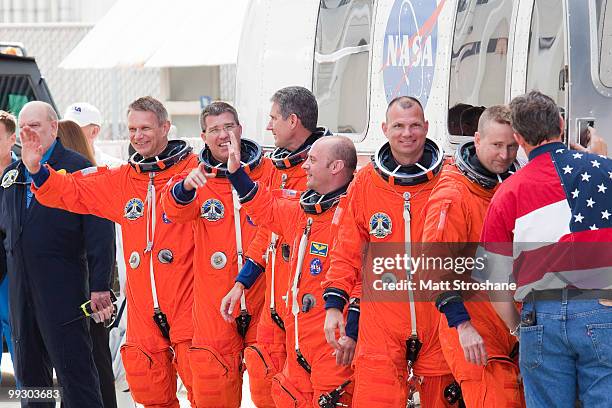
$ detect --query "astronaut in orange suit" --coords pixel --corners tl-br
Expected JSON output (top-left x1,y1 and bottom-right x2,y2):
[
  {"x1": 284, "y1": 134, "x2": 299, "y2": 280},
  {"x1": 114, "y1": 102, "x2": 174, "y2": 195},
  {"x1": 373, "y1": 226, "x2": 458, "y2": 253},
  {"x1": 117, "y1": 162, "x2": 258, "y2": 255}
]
[
  {"x1": 221, "y1": 133, "x2": 358, "y2": 407},
  {"x1": 161, "y1": 101, "x2": 273, "y2": 408},
  {"x1": 236, "y1": 87, "x2": 331, "y2": 408},
  {"x1": 422, "y1": 105, "x2": 525, "y2": 408},
  {"x1": 322, "y1": 96, "x2": 454, "y2": 408},
  {"x1": 22, "y1": 97, "x2": 196, "y2": 408}
]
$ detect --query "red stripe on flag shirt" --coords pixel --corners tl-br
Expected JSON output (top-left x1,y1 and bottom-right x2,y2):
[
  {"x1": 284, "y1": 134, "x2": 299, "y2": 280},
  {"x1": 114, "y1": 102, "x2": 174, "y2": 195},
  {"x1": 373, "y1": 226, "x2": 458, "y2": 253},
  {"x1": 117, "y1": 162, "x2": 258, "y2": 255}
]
[{"x1": 480, "y1": 142, "x2": 612, "y2": 300}]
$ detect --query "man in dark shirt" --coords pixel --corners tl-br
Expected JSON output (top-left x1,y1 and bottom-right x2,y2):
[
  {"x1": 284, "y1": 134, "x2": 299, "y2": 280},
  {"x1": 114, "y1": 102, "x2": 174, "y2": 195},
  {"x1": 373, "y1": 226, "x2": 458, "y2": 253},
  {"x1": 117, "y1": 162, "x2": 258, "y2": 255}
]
[{"x1": 0, "y1": 101, "x2": 115, "y2": 408}]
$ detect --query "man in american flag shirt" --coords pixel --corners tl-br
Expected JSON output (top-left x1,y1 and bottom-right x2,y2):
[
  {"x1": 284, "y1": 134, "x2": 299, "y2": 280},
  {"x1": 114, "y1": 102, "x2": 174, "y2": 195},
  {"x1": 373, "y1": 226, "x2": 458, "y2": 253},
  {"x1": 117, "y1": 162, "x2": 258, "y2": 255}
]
[{"x1": 480, "y1": 91, "x2": 612, "y2": 408}]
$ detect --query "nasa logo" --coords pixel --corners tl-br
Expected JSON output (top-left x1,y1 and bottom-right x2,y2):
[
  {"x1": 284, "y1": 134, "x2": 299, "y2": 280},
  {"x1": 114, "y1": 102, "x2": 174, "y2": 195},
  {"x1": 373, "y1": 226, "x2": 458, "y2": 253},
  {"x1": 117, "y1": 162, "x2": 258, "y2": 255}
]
[
  {"x1": 124, "y1": 198, "x2": 144, "y2": 220},
  {"x1": 201, "y1": 198, "x2": 225, "y2": 221},
  {"x1": 309, "y1": 258, "x2": 323, "y2": 276},
  {"x1": 382, "y1": 0, "x2": 440, "y2": 105}
]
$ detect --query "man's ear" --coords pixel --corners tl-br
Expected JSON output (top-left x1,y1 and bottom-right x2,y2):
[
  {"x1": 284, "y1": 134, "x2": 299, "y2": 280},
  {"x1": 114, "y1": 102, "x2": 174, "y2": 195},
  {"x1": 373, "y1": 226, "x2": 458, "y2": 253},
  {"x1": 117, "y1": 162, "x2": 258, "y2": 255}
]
[
  {"x1": 382, "y1": 122, "x2": 389, "y2": 139},
  {"x1": 289, "y1": 113, "x2": 300, "y2": 130},
  {"x1": 559, "y1": 114, "x2": 565, "y2": 138},
  {"x1": 331, "y1": 159, "x2": 345, "y2": 175},
  {"x1": 91, "y1": 125, "x2": 100, "y2": 139},
  {"x1": 162, "y1": 120, "x2": 171, "y2": 135},
  {"x1": 513, "y1": 132, "x2": 525, "y2": 148}
]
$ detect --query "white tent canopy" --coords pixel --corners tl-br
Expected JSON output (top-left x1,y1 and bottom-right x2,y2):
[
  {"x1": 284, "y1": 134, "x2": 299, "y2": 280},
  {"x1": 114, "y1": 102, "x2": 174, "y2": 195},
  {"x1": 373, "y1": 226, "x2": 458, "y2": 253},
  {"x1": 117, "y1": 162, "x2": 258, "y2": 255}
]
[{"x1": 60, "y1": 0, "x2": 250, "y2": 69}]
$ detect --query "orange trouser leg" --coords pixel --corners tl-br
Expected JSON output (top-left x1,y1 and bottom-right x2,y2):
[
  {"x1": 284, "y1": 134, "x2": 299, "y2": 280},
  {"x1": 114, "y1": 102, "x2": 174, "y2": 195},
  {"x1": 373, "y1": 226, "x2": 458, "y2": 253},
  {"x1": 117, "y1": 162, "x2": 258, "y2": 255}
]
[
  {"x1": 244, "y1": 340, "x2": 285, "y2": 408},
  {"x1": 460, "y1": 357, "x2": 525, "y2": 408},
  {"x1": 121, "y1": 342, "x2": 179, "y2": 408},
  {"x1": 271, "y1": 369, "x2": 312, "y2": 408},
  {"x1": 311, "y1": 361, "x2": 353, "y2": 408},
  {"x1": 189, "y1": 345, "x2": 243, "y2": 408},
  {"x1": 416, "y1": 374, "x2": 455, "y2": 408},
  {"x1": 352, "y1": 355, "x2": 408, "y2": 408},
  {"x1": 173, "y1": 341, "x2": 196, "y2": 408}
]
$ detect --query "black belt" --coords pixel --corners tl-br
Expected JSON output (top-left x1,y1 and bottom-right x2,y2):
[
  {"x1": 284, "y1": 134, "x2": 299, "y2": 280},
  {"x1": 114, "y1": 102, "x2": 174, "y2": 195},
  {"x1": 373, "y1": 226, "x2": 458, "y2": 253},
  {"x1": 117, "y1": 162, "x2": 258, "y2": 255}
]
[{"x1": 525, "y1": 288, "x2": 612, "y2": 301}]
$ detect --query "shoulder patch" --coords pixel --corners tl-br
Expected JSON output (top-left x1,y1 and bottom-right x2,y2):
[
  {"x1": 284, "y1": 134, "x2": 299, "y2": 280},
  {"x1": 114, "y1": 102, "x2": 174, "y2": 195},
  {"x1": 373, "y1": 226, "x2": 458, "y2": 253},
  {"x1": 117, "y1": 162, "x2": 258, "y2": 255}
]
[{"x1": 80, "y1": 167, "x2": 98, "y2": 176}]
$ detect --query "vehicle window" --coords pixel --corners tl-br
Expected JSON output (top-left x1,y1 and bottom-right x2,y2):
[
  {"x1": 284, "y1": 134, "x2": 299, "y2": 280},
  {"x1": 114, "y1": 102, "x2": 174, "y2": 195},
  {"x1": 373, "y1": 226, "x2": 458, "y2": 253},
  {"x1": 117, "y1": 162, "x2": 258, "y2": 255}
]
[
  {"x1": 526, "y1": 0, "x2": 566, "y2": 110},
  {"x1": 594, "y1": 0, "x2": 612, "y2": 88},
  {"x1": 448, "y1": 0, "x2": 512, "y2": 137},
  {"x1": 313, "y1": 0, "x2": 373, "y2": 138},
  {"x1": 0, "y1": 75, "x2": 35, "y2": 116}
]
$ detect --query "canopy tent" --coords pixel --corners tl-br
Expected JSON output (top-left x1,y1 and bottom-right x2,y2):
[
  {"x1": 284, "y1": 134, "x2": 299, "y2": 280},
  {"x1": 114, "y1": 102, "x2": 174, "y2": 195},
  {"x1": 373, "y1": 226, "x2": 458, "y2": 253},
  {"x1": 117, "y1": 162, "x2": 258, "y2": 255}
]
[{"x1": 60, "y1": 0, "x2": 250, "y2": 69}]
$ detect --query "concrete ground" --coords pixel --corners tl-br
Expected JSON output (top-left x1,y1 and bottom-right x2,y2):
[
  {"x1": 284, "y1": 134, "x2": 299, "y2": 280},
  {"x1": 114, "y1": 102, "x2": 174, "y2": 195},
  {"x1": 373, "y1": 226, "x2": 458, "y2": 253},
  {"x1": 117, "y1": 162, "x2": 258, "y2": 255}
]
[{"x1": 0, "y1": 353, "x2": 256, "y2": 407}]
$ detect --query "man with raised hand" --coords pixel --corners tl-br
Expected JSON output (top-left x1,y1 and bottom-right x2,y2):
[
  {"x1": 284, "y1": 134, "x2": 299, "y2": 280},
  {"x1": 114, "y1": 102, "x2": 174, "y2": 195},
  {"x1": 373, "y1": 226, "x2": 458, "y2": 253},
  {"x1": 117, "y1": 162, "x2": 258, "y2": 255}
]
[
  {"x1": 1, "y1": 101, "x2": 115, "y2": 407},
  {"x1": 161, "y1": 101, "x2": 274, "y2": 407},
  {"x1": 221, "y1": 130, "x2": 358, "y2": 407},
  {"x1": 222, "y1": 86, "x2": 330, "y2": 408},
  {"x1": 21, "y1": 97, "x2": 197, "y2": 408}
]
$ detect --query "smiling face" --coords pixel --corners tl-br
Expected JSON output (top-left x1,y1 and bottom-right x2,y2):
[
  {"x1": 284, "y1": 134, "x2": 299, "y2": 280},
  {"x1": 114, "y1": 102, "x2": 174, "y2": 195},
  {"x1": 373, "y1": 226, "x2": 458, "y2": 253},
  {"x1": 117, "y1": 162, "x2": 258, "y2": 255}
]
[
  {"x1": 128, "y1": 110, "x2": 169, "y2": 158},
  {"x1": 301, "y1": 139, "x2": 333, "y2": 192},
  {"x1": 475, "y1": 121, "x2": 519, "y2": 174},
  {"x1": 202, "y1": 112, "x2": 242, "y2": 163},
  {"x1": 382, "y1": 103, "x2": 428, "y2": 165}
]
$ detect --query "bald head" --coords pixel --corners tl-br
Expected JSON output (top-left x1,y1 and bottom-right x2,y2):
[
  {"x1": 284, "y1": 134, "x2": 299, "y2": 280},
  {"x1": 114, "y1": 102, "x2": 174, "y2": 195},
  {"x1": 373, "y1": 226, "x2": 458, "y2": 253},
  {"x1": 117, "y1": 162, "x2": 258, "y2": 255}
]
[
  {"x1": 18, "y1": 101, "x2": 59, "y2": 152},
  {"x1": 302, "y1": 136, "x2": 356, "y2": 194},
  {"x1": 317, "y1": 136, "x2": 357, "y2": 176}
]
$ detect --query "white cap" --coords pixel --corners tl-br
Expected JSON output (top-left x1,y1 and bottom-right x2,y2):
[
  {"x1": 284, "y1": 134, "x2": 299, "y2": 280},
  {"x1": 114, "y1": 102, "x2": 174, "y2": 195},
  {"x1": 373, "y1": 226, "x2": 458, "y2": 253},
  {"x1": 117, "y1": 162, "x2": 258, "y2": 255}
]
[{"x1": 64, "y1": 102, "x2": 102, "y2": 127}]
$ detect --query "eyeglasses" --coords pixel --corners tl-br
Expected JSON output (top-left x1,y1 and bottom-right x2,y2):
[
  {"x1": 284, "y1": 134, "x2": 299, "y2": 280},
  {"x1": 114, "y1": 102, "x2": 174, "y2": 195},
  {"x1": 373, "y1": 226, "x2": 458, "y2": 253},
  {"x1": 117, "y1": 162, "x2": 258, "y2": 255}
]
[{"x1": 206, "y1": 123, "x2": 237, "y2": 137}]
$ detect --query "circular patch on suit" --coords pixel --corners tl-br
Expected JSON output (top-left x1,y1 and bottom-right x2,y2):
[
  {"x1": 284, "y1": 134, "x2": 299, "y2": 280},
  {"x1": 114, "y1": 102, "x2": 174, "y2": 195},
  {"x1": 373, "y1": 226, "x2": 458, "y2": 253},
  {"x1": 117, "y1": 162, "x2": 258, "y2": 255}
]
[
  {"x1": 211, "y1": 251, "x2": 227, "y2": 269},
  {"x1": 128, "y1": 251, "x2": 140, "y2": 269},
  {"x1": 1, "y1": 169, "x2": 18, "y2": 188},
  {"x1": 201, "y1": 198, "x2": 224, "y2": 221},
  {"x1": 309, "y1": 258, "x2": 323, "y2": 276},
  {"x1": 158, "y1": 249, "x2": 173, "y2": 264},
  {"x1": 124, "y1": 198, "x2": 144, "y2": 220},
  {"x1": 369, "y1": 212, "x2": 392, "y2": 239}
]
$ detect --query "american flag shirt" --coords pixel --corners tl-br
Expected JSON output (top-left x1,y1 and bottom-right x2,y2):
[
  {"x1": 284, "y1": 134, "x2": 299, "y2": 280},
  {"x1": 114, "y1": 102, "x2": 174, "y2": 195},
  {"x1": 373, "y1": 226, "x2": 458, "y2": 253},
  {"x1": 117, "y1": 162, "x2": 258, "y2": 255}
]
[{"x1": 480, "y1": 142, "x2": 612, "y2": 301}]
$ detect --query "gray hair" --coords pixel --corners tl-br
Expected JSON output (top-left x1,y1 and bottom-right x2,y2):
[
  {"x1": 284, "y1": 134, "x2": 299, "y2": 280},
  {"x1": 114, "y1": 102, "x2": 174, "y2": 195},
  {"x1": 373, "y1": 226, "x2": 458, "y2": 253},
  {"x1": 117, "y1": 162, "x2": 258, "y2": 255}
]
[
  {"x1": 271, "y1": 86, "x2": 318, "y2": 132},
  {"x1": 127, "y1": 96, "x2": 168, "y2": 126},
  {"x1": 200, "y1": 101, "x2": 240, "y2": 131}
]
